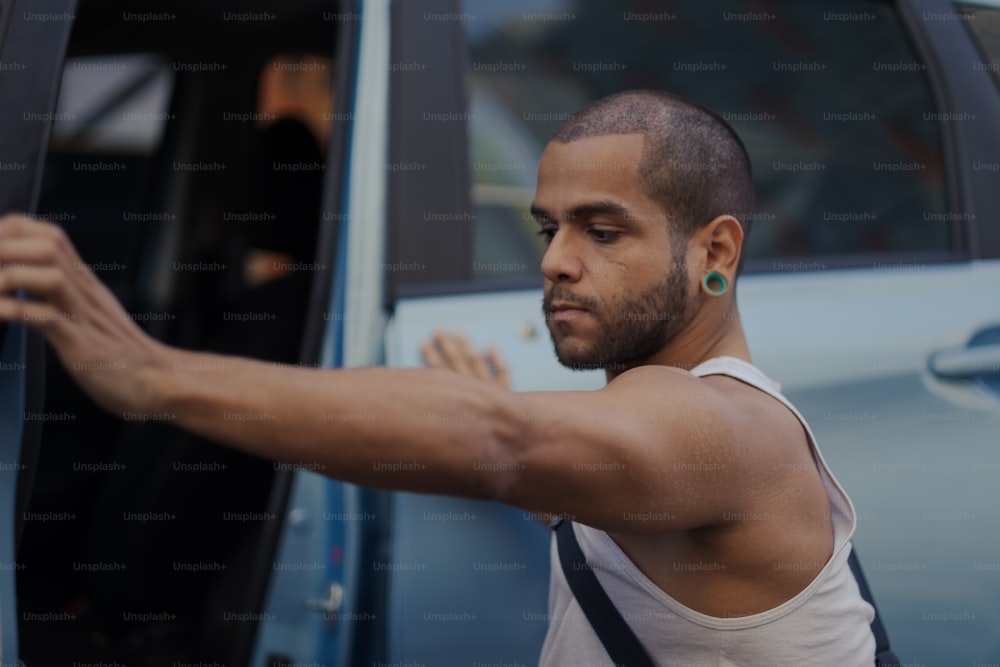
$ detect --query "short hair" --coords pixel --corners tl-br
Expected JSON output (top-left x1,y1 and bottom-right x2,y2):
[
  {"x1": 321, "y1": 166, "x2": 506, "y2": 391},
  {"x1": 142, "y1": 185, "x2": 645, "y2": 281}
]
[{"x1": 551, "y1": 90, "x2": 755, "y2": 273}]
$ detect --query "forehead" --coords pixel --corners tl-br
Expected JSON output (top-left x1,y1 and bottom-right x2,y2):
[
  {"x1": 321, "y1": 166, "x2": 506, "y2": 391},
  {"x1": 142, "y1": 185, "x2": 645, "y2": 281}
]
[
  {"x1": 535, "y1": 133, "x2": 652, "y2": 211},
  {"x1": 538, "y1": 132, "x2": 643, "y2": 175}
]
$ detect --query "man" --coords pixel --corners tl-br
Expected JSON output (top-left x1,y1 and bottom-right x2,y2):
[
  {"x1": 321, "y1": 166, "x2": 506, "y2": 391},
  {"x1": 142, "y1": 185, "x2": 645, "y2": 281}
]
[{"x1": 0, "y1": 90, "x2": 875, "y2": 664}]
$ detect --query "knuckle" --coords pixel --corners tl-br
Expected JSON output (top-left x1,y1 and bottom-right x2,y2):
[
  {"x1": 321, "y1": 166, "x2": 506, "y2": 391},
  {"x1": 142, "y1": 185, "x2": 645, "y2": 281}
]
[
  {"x1": 48, "y1": 272, "x2": 67, "y2": 295},
  {"x1": 38, "y1": 309, "x2": 61, "y2": 332},
  {"x1": 1, "y1": 213, "x2": 24, "y2": 230},
  {"x1": 46, "y1": 225, "x2": 70, "y2": 250},
  {"x1": 41, "y1": 237, "x2": 63, "y2": 259},
  {"x1": 39, "y1": 243, "x2": 60, "y2": 264},
  {"x1": 6, "y1": 265, "x2": 25, "y2": 284}
]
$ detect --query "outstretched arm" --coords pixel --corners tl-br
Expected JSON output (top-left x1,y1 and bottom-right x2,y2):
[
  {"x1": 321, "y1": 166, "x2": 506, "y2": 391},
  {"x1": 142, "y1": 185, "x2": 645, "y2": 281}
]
[{"x1": 0, "y1": 214, "x2": 749, "y2": 533}]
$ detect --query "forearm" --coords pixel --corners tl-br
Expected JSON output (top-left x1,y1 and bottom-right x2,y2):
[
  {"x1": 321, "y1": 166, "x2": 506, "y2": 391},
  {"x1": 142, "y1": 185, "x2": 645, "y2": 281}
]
[
  {"x1": 0, "y1": 216, "x2": 520, "y2": 499},
  {"x1": 148, "y1": 347, "x2": 522, "y2": 498}
]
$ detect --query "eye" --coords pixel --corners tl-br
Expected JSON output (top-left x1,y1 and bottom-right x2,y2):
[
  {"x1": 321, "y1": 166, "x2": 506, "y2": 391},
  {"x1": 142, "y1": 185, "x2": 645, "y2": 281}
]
[
  {"x1": 590, "y1": 228, "x2": 621, "y2": 243},
  {"x1": 537, "y1": 227, "x2": 556, "y2": 244}
]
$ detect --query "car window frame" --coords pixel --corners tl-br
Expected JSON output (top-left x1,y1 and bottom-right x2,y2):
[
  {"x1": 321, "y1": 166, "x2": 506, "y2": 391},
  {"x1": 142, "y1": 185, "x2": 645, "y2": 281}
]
[
  {"x1": 388, "y1": 0, "x2": 1000, "y2": 302},
  {"x1": 898, "y1": 0, "x2": 1000, "y2": 260},
  {"x1": 384, "y1": 0, "x2": 475, "y2": 305},
  {"x1": 0, "y1": 0, "x2": 79, "y2": 662}
]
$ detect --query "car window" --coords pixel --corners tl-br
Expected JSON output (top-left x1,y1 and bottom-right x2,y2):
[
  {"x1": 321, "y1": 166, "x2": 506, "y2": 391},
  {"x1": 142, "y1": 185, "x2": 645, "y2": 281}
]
[
  {"x1": 22, "y1": 45, "x2": 340, "y2": 665},
  {"x1": 959, "y1": 3, "x2": 1000, "y2": 89},
  {"x1": 48, "y1": 54, "x2": 173, "y2": 153},
  {"x1": 37, "y1": 55, "x2": 174, "y2": 300},
  {"x1": 461, "y1": 0, "x2": 953, "y2": 283}
]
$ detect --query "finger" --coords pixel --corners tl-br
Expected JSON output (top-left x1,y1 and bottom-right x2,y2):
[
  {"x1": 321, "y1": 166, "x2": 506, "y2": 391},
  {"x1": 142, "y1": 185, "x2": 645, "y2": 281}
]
[
  {"x1": 450, "y1": 332, "x2": 493, "y2": 382},
  {"x1": 0, "y1": 295, "x2": 73, "y2": 335},
  {"x1": 0, "y1": 218, "x2": 100, "y2": 300},
  {"x1": 0, "y1": 214, "x2": 59, "y2": 240},
  {"x1": 0, "y1": 259, "x2": 92, "y2": 330},
  {"x1": 433, "y1": 330, "x2": 475, "y2": 375},
  {"x1": 0, "y1": 213, "x2": 32, "y2": 234},
  {"x1": 420, "y1": 338, "x2": 446, "y2": 368},
  {"x1": 487, "y1": 346, "x2": 510, "y2": 389},
  {"x1": 0, "y1": 237, "x2": 60, "y2": 268},
  {"x1": 0, "y1": 265, "x2": 67, "y2": 300},
  {"x1": 460, "y1": 336, "x2": 494, "y2": 382},
  {"x1": 0, "y1": 217, "x2": 96, "y2": 277}
]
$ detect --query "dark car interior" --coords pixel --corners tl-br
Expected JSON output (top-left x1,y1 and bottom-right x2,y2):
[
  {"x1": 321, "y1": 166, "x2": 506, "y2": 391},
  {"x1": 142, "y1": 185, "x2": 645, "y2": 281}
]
[{"x1": 16, "y1": 1, "x2": 348, "y2": 664}]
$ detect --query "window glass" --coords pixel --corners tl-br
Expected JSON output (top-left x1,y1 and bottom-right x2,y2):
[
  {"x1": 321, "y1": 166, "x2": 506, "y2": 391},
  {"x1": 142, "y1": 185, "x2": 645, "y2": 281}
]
[
  {"x1": 462, "y1": 0, "x2": 951, "y2": 282},
  {"x1": 49, "y1": 54, "x2": 173, "y2": 153},
  {"x1": 959, "y1": 4, "x2": 1000, "y2": 89},
  {"x1": 244, "y1": 54, "x2": 333, "y2": 288},
  {"x1": 24, "y1": 48, "x2": 338, "y2": 665},
  {"x1": 37, "y1": 55, "x2": 174, "y2": 299}
]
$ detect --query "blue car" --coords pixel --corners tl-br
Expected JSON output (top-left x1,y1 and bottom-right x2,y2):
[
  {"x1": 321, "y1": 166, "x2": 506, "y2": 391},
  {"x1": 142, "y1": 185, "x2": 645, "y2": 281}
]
[{"x1": 2, "y1": 0, "x2": 1000, "y2": 664}]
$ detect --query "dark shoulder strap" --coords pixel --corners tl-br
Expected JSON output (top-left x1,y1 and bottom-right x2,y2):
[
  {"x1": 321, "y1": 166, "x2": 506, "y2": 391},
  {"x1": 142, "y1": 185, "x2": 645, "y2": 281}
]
[
  {"x1": 554, "y1": 520, "x2": 656, "y2": 667},
  {"x1": 848, "y1": 546, "x2": 902, "y2": 667},
  {"x1": 556, "y1": 520, "x2": 901, "y2": 667}
]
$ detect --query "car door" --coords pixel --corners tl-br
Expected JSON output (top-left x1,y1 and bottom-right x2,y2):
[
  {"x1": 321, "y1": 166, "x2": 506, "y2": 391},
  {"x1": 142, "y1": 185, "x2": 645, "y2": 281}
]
[
  {"x1": 0, "y1": 1, "x2": 77, "y2": 662},
  {"x1": 252, "y1": 2, "x2": 556, "y2": 664},
  {"x1": 8, "y1": 1, "x2": 361, "y2": 664},
  {"x1": 381, "y1": 0, "x2": 1000, "y2": 665},
  {"x1": 244, "y1": 2, "x2": 380, "y2": 666}
]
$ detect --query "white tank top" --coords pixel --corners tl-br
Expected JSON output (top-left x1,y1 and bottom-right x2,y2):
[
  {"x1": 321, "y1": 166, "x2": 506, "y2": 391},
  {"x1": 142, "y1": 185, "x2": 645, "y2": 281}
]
[{"x1": 539, "y1": 356, "x2": 876, "y2": 666}]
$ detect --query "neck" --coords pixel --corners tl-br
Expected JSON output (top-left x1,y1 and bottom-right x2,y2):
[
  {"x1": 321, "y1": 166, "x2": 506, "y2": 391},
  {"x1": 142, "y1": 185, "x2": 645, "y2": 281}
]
[{"x1": 604, "y1": 299, "x2": 750, "y2": 382}]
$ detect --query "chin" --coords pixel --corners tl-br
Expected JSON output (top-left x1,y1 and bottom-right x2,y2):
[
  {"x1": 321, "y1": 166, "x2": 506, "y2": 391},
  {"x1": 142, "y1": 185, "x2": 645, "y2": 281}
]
[
  {"x1": 549, "y1": 327, "x2": 618, "y2": 371},
  {"x1": 553, "y1": 342, "x2": 605, "y2": 371}
]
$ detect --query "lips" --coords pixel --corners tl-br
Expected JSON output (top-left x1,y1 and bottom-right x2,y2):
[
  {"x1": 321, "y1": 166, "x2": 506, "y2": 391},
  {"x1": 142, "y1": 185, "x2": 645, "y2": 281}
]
[
  {"x1": 548, "y1": 302, "x2": 589, "y2": 321},
  {"x1": 550, "y1": 301, "x2": 587, "y2": 312}
]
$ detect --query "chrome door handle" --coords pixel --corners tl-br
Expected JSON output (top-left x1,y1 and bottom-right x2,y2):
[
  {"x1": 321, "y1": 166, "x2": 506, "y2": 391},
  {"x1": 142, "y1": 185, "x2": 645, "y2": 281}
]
[
  {"x1": 304, "y1": 582, "x2": 344, "y2": 628},
  {"x1": 928, "y1": 343, "x2": 1000, "y2": 380}
]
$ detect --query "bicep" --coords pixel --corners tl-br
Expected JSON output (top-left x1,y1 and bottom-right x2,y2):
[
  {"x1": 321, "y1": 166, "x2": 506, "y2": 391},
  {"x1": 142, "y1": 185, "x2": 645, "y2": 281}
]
[{"x1": 498, "y1": 368, "x2": 746, "y2": 534}]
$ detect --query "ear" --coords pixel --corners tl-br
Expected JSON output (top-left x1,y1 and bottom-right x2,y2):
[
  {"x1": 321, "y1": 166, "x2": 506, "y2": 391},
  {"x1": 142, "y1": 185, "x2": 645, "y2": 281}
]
[{"x1": 689, "y1": 214, "x2": 743, "y2": 286}]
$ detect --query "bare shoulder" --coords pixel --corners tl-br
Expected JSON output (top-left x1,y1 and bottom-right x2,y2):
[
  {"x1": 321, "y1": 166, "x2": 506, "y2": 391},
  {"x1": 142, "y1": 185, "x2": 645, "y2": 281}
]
[
  {"x1": 606, "y1": 362, "x2": 812, "y2": 482},
  {"x1": 601, "y1": 366, "x2": 833, "y2": 612},
  {"x1": 505, "y1": 361, "x2": 813, "y2": 533},
  {"x1": 600, "y1": 364, "x2": 734, "y2": 436},
  {"x1": 603, "y1": 363, "x2": 716, "y2": 400},
  {"x1": 603, "y1": 363, "x2": 758, "y2": 426}
]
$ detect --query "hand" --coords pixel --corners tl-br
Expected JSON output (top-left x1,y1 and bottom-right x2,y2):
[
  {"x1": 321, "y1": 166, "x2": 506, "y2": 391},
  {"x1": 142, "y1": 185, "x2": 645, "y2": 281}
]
[
  {"x1": 0, "y1": 214, "x2": 169, "y2": 416},
  {"x1": 421, "y1": 329, "x2": 510, "y2": 390}
]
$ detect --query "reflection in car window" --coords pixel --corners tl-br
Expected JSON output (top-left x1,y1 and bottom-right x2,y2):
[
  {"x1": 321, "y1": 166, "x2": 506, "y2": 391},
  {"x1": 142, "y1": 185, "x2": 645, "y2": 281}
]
[
  {"x1": 959, "y1": 4, "x2": 1000, "y2": 89},
  {"x1": 245, "y1": 54, "x2": 334, "y2": 289},
  {"x1": 462, "y1": 0, "x2": 951, "y2": 281},
  {"x1": 37, "y1": 55, "x2": 174, "y2": 299},
  {"x1": 49, "y1": 54, "x2": 173, "y2": 153}
]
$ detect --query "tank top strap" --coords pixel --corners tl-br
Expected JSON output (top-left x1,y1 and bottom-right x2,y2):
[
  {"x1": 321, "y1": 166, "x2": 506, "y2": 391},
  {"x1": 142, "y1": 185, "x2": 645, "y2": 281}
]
[
  {"x1": 689, "y1": 355, "x2": 782, "y2": 393},
  {"x1": 688, "y1": 356, "x2": 858, "y2": 540}
]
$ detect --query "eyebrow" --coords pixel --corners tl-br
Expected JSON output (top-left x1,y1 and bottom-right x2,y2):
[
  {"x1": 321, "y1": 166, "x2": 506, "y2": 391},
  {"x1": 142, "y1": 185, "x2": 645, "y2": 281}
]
[{"x1": 529, "y1": 200, "x2": 632, "y2": 224}]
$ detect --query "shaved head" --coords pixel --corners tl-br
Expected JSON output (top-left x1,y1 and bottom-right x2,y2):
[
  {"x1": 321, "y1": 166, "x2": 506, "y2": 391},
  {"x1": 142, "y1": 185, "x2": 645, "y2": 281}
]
[{"x1": 551, "y1": 90, "x2": 755, "y2": 273}]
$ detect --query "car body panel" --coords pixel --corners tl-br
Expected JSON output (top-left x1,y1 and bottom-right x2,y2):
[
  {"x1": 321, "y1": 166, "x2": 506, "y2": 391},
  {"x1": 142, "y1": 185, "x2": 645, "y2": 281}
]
[
  {"x1": 384, "y1": 493, "x2": 552, "y2": 666},
  {"x1": 368, "y1": 0, "x2": 1000, "y2": 664},
  {"x1": 384, "y1": 259, "x2": 1000, "y2": 664},
  {"x1": 249, "y1": 471, "x2": 352, "y2": 665}
]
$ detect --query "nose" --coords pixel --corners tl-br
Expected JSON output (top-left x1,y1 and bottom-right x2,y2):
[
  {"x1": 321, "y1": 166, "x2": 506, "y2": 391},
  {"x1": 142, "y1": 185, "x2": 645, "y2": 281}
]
[{"x1": 540, "y1": 229, "x2": 584, "y2": 283}]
